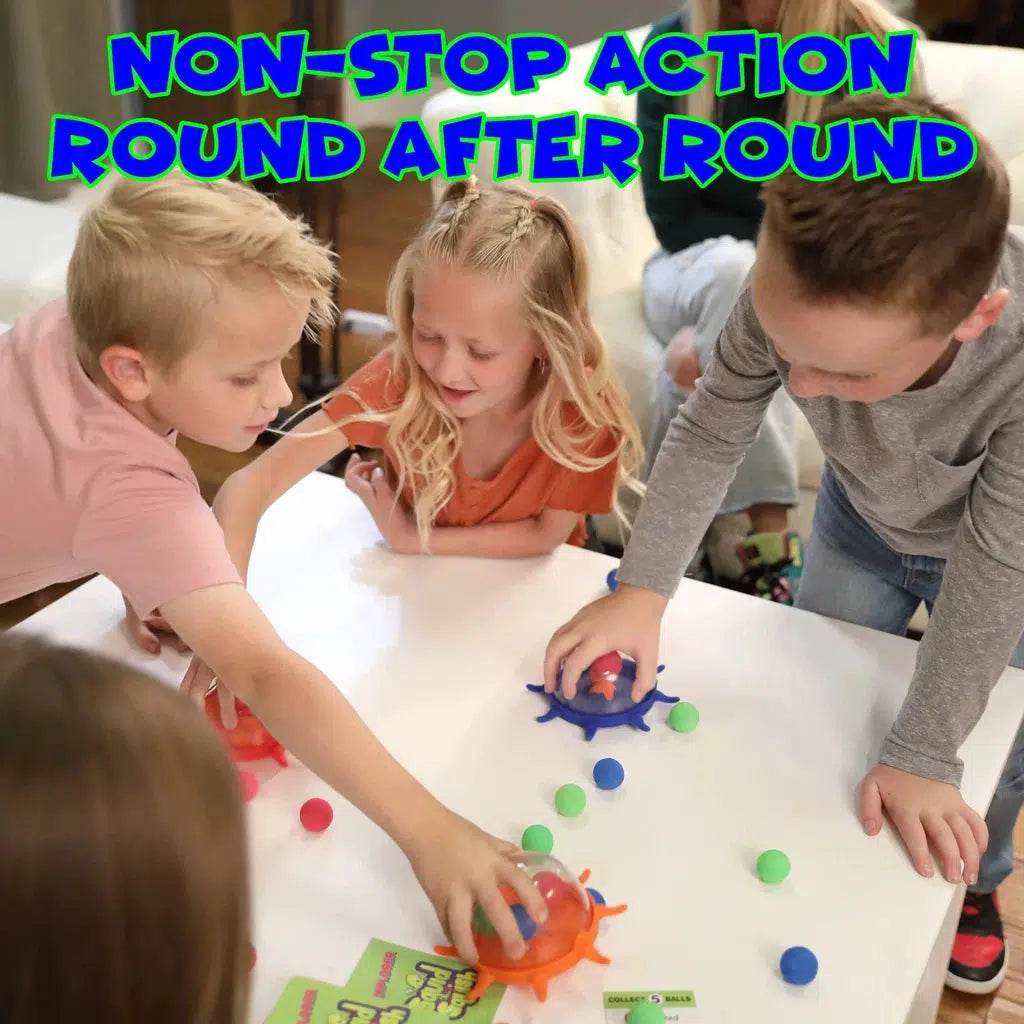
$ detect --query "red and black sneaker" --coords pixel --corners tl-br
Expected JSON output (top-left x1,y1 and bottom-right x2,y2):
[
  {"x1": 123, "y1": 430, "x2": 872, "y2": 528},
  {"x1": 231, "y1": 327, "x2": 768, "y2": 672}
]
[{"x1": 946, "y1": 891, "x2": 1008, "y2": 995}]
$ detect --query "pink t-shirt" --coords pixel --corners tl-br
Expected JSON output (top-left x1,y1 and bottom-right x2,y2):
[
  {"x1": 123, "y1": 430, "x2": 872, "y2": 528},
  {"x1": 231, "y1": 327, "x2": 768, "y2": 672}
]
[{"x1": 0, "y1": 300, "x2": 241, "y2": 617}]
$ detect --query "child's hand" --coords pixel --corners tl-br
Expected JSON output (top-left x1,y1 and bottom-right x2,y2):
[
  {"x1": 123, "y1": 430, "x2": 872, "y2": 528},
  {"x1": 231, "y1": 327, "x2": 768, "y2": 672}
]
[
  {"x1": 544, "y1": 584, "x2": 669, "y2": 702},
  {"x1": 181, "y1": 654, "x2": 238, "y2": 728},
  {"x1": 122, "y1": 594, "x2": 192, "y2": 655},
  {"x1": 344, "y1": 454, "x2": 417, "y2": 554},
  {"x1": 858, "y1": 763, "x2": 988, "y2": 884},
  {"x1": 406, "y1": 810, "x2": 548, "y2": 966}
]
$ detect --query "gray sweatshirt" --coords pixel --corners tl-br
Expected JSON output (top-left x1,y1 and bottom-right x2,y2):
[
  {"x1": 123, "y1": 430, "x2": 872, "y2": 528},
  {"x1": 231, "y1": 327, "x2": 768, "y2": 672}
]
[{"x1": 618, "y1": 227, "x2": 1024, "y2": 787}]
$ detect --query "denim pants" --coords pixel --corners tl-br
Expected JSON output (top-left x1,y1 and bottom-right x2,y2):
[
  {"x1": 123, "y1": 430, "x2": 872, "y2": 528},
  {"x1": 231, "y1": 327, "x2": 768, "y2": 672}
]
[
  {"x1": 642, "y1": 237, "x2": 800, "y2": 514},
  {"x1": 796, "y1": 463, "x2": 1024, "y2": 894}
]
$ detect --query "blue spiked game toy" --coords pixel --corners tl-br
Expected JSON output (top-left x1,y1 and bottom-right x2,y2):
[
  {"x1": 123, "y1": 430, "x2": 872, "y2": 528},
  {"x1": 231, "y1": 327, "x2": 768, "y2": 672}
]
[{"x1": 527, "y1": 651, "x2": 678, "y2": 741}]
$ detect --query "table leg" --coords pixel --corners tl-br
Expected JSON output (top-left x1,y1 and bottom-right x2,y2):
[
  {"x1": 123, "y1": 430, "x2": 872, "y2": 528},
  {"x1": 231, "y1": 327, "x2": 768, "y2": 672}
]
[{"x1": 904, "y1": 886, "x2": 965, "y2": 1024}]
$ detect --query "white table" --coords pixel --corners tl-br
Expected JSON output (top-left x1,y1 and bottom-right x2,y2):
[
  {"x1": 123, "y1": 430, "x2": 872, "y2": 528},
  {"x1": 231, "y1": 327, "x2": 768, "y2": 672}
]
[{"x1": 12, "y1": 471, "x2": 1024, "y2": 1024}]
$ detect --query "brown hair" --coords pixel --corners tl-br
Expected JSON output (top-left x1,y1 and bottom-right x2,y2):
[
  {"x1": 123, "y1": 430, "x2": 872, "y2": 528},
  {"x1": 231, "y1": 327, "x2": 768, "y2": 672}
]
[
  {"x1": 760, "y1": 93, "x2": 1011, "y2": 333},
  {"x1": 0, "y1": 633, "x2": 250, "y2": 1024},
  {"x1": 66, "y1": 170, "x2": 338, "y2": 377},
  {"x1": 314, "y1": 177, "x2": 644, "y2": 550}
]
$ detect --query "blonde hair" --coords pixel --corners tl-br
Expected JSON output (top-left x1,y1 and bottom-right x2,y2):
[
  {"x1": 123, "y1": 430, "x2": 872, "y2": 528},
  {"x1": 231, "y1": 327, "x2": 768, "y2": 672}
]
[
  {"x1": 687, "y1": 0, "x2": 925, "y2": 126},
  {"x1": 322, "y1": 179, "x2": 644, "y2": 551},
  {"x1": 0, "y1": 633, "x2": 250, "y2": 1024},
  {"x1": 66, "y1": 171, "x2": 338, "y2": 377}
]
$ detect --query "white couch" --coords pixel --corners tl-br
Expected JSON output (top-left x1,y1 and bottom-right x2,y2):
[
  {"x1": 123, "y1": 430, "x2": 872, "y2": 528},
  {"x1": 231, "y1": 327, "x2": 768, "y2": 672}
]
[
  {"x1": 0, "y1": 192, "x2": 83, "y2": 327},
  {"x1": 422, "y1": 29, "x2": 1024, "y2": 569}
]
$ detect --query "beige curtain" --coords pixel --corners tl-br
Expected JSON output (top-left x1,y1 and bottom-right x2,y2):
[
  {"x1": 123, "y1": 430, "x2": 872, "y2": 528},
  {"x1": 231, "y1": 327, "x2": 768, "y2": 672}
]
[{"x1": 0, "y1": 0, "x2": 126, "y2": 199}]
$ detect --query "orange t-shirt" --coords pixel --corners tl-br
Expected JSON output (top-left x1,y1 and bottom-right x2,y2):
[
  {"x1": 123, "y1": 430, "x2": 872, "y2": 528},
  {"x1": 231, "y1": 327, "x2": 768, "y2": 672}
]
[{"x1": 322, "y1": 352, "x2": 621, "y2": 547}]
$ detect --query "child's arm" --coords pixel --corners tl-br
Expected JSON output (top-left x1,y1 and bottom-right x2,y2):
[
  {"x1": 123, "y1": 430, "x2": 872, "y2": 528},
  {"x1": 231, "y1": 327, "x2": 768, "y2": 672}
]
[
  {"x1": 343, "y1": 453, "x2": 579, "y2": 557},
  {"x1": 546, "y1": 283, "x2": 782, "y2": 699},
  {"x1": 158, "y1": 580, "x2": 548, "y2": 962},
  {"x1": 213, "y1": 409, "x2": 354, "y2": 582},
  {"x1": 858, "y1": 412, "x2": 1024, "y2": 884}
]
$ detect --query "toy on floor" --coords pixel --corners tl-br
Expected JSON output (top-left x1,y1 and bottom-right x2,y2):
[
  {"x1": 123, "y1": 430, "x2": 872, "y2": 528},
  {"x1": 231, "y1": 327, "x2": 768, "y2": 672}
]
[
  {"x1": 204, "y1": 692, "x2": 287, "y2": 767},
  {"x1": 527, "y1": 653, "x2": 678, "y2": 741},
  {"x1": 435, "y1": 852, "x2": 626, "y2": 1002}
]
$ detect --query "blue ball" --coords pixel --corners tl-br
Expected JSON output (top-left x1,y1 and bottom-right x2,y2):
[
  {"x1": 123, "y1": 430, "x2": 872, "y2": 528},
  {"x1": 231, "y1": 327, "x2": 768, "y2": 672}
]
[
  {"x1": 587, "y1": 887, "x2": 606, "y2": 905},
  {"x1": 780, "y1": 946, "x2": 818, "y2": 985},
  {"x1": 510, "y1": 902, "x2": 538, "y2": 941},
  {"x1": 593, "y1": 756, "x2": 625, "y2": 790},
  {"x1": 607, "y1": 567, "x2": 619, "y2": 592}
]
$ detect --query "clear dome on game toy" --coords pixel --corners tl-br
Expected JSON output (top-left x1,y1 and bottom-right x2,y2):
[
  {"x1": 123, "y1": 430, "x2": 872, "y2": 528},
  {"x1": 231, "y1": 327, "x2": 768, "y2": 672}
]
[
  {"x1": 437, "y1": 851, "x2": 625, "y2": 1002},
  {"x1": 471, "y1": 852, "x2": 592, "y2": 970},
  {"x1": 527, "y1": 652, "x2": 678, "y2": 741}
]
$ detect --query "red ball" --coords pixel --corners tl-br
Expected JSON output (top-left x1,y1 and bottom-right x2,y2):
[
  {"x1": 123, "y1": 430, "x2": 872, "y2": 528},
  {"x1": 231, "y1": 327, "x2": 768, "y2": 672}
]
[
  {"x1": 589, "y1": 651, "x2": 623, "y2": 686},
  {"x1": 299, "y1": 797, "x2": 334, "y2": 833},
  {"x1": 238, "y1": 770, "x2": 259, "y2": 803},
  {"x1": 533, "y1": 870, "x2": 572, "y2": 910}
]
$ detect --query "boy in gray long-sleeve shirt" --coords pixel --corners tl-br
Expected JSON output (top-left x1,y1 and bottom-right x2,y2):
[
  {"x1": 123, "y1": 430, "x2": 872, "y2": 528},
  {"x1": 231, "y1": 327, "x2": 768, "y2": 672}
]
[{"x1": 546, "y1": 93, "x2": 1023, "y2": 996}]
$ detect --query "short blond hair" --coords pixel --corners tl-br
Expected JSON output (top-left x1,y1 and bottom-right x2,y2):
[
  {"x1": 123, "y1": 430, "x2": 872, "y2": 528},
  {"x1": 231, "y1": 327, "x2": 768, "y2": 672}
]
[
  {"x1": 66, "y1": 172, "x2": 338, "y2": 376},
  {"x1": 760, "y1": 94, "x2": 1011, "y2": 334}
]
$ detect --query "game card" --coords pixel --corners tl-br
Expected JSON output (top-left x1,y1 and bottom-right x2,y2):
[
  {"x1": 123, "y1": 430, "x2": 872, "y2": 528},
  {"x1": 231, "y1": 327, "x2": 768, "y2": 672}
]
[
  {"x1": 602, "y1": 990, "x2": 702, "y2": 1022},
  {"x1": 262, "y1": 939, "x2": 505, "y2": 1023}
]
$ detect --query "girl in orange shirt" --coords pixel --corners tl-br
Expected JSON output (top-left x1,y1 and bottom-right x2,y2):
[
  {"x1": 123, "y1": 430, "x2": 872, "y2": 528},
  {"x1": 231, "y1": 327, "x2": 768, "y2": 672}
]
[{"x1": 216, "y1": 178, "x2": 643, "y2": 560}]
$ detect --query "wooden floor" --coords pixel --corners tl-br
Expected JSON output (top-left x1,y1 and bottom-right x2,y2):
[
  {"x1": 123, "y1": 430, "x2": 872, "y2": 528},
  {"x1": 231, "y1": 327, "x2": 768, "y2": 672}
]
[
  {"x1": 939, "y1": 816, "x2": 1024, "y2": 1022},
  {"x1": 2, "y1": 127, "x2": 1023, "y2": 1024}
]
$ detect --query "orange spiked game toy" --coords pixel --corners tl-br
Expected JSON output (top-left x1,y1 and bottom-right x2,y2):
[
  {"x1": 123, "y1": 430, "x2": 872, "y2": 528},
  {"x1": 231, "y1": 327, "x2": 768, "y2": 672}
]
[
  {"x1": 435, "y1": 852, "x2": 626, "y2": 1002},
  {"x1": 204, "y1": 691, "x2": 287, "y2": 767}
]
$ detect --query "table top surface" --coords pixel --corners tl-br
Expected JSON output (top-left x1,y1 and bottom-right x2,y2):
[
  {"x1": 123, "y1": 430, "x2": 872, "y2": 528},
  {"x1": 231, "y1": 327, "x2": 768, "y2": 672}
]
[{"x1": 14, "y1": 470, "x2": 1024, "y2": 1024}]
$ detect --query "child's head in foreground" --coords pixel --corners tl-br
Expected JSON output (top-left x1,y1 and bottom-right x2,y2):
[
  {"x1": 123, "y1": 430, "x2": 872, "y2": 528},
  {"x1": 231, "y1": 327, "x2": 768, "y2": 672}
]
[
  {"x1": 336, "y1": 177, "x2": 643, "y2": 544},
  {"x1": 754, "y1": 93, "x2": 1012, "y2": 403},
  {"x1": 0, "y1": 634, "x2": 250, "y2": 1024},
  {"x1": 66, "y1": 171, "x2": 337, "y2": 452}
]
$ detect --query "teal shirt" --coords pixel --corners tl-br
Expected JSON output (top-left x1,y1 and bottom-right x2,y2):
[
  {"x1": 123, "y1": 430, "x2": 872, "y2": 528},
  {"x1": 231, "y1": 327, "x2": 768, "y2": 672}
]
[{"x1": 637, "y1": 12, "x2": 786, "y2": 254}]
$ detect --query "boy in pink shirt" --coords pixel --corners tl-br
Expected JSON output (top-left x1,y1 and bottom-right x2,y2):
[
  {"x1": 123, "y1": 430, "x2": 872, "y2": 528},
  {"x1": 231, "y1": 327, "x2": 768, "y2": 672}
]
[{"x1": 0, "y1": 173, "x2": 545, "y2": 963}]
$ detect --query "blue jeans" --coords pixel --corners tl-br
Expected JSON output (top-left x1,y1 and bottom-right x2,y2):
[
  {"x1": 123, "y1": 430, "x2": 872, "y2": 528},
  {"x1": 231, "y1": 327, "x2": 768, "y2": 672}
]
[{"x1": 796, "y1": 463, "x2": 1024, "y2": 894}]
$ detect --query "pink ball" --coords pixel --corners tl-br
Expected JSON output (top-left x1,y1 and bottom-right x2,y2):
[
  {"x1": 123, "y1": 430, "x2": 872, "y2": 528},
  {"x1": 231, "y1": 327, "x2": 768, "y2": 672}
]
[
  {"x1": 300, "y1": 797, "x2": 334, "y2": 833},
  {"x1": 238, "y1": 770, "x2": 259, "y2": 803},
  {"x1": 534, "y1": 870, "x2": 572, "y2": 910}
]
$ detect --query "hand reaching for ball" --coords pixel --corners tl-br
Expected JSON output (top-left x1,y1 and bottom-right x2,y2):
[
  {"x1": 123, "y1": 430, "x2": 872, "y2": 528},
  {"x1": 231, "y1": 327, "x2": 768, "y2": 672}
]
[{"x1": 404, "y1": 810, "x2": 548, "y2": 966}]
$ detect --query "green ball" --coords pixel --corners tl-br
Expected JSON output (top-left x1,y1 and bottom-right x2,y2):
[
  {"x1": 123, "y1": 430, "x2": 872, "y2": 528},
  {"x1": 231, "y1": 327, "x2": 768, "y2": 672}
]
[
  {"x1": 521, "y1": 824, "x2": 554, "y2": 854},
  {"x1": 627, "y1": 1004, "x2": 666, "y2": 1024},
  {"x1": 471, "y1": 904, "x2": 496, "y2": 936},
  {"x1": 669, "y1": 701, "x2": 700, "y2": 733},
  {"x1": 756, "y1": 848, "x2": 791, "y2": 884},
  {"x1": 554, "y1": 783, "x2": 586, "y2": 817}
]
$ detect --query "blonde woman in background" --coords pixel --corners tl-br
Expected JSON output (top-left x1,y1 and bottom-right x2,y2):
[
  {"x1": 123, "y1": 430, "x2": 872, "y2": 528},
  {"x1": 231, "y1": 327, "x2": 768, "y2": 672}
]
[{"x1": 639, "y1": 0, "x2": 925, "y2": 603}]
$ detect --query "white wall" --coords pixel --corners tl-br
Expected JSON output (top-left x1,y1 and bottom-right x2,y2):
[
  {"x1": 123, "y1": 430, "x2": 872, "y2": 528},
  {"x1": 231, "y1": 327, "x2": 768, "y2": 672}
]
[{"x1": 341, "y1": 0, "x2": 669, "y2": 127}]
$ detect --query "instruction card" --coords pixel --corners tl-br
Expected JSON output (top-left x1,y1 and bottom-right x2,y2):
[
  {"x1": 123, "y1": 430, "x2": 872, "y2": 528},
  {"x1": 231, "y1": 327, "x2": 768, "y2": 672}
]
[
  {"x1": 263, "y1": 939, "x2": 505, "y2": 1023},
  {"x1": 603, "y1": 990, "x2": 701, "y2": 1022}
]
